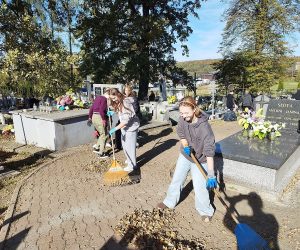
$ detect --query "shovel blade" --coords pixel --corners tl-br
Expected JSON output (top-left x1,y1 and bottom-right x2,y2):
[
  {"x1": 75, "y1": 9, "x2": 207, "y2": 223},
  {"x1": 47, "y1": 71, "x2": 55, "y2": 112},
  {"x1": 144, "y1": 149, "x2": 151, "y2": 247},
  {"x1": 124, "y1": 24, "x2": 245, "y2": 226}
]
[{"x1": 234, "y1": 223, "x2": 270, "y2": 250}]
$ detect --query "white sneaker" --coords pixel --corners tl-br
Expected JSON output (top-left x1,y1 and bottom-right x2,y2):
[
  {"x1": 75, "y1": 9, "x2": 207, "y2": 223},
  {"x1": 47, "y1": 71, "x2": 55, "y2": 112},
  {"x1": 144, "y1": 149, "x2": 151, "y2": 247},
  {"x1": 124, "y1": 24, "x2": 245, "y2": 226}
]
[
  {"x1": 93, "y1": 144, "x2": 98, "y2": 149},
  {"x1": 123, "y1": 166, "x2": 134, "y2": 172},
  {"x1": 106, "y1": 142, "x2": 112, "y2": 148}
]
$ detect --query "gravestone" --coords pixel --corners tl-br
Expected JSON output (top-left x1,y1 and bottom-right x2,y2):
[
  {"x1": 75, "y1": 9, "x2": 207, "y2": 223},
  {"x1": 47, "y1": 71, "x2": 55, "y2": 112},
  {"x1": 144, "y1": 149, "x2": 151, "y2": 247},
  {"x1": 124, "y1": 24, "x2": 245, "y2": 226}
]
[
  {"x1": 265, "y1": 99, "x2": 300, "y2": 132},
  {"x1": 215, "y1": 99, "x2": 300, "y2": 195},
  {"x1": 253, "y1": 95, "x2": 270, "y2": 116}
]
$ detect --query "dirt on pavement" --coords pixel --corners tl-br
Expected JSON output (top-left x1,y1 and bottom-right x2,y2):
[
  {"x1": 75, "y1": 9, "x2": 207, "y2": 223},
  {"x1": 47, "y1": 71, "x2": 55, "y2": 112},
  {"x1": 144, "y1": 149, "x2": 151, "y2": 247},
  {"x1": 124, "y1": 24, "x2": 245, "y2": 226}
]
[{"x1": 0, "y1": 120, "x2": 299, "y2": 249}]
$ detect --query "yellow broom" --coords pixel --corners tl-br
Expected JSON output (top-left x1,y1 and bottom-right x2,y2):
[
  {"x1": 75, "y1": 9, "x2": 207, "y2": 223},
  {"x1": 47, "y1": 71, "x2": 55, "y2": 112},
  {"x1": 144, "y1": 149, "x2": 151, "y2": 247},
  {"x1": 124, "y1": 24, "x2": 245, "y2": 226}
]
[{"x1": 102, "y1": 110, "x2": 129, "y2": 186}]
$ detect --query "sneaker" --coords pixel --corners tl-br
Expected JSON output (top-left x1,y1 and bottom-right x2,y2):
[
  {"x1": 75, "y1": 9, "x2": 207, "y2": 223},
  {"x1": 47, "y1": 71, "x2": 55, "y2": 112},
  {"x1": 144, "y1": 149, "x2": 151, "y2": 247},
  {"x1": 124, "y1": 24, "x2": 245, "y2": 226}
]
[
  {"x1": 93, "y1": 144, "x2": 98, "y2": 149},
  {"x1": 98, "y1": 152, "x2": 109, "y2": 159},
  {"x1": 123, "y1": 166, "x2": 134, "y2": 172},
  {"x1": 157, "y1": 202, "x2": 168, "y2": 210},
  {"x1": 93, "y1": 148, "x2": 100, "y2": 154},
  {"x1": 106, "y1": 143, "x2": 112, "y2": 148}
]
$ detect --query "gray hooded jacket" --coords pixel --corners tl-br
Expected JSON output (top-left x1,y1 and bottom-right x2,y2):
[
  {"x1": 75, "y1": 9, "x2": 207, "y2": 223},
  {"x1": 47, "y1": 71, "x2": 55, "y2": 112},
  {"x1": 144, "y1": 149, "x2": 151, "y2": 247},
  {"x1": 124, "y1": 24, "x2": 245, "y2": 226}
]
[
  {"x1": 177, "y1": 112, "x2": 215, "y2": 163},
  {"x1": 118, "y1": 97, "x2": 140, "y2": 132}
]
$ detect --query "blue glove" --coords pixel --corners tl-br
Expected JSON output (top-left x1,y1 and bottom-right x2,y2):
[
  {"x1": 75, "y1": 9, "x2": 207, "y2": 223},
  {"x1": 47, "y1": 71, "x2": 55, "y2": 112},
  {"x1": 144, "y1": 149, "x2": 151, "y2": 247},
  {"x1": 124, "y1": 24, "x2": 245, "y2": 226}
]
[
  {"x1": 206, "y1": 177, "x2": 217, "y2": 190},
  {"x1": 107, "y1": 110, "x2": 115, "y2": 116},
  {"x1": 109, "y1": 127, "x2": 117, "y2": 136},
  {"x1": 183, "y1": 146, "x2": 191, "y2": 156}
]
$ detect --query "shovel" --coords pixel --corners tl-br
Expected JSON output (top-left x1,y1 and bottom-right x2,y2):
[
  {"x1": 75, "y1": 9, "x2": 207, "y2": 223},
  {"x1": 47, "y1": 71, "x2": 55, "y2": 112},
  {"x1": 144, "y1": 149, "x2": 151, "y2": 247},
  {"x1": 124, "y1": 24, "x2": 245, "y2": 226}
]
[{"x1": 190, "y1": 153, "x2": 270, "y2": 250}]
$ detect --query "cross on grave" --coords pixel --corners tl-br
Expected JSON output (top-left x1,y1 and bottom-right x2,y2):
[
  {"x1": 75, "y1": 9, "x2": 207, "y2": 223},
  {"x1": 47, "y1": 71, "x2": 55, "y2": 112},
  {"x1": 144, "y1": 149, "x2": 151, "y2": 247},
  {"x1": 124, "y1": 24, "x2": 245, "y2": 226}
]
[{"x1": 253, "y1": 95, "x2": 270, "y2": 116}]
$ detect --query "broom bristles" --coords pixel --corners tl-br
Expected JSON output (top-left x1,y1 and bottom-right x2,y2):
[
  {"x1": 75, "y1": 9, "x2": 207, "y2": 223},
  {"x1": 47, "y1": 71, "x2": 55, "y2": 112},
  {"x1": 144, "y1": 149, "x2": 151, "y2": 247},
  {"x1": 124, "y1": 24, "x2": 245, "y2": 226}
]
[{"x1": 111, "y1": 160, "x2": 122, "y2": 168}]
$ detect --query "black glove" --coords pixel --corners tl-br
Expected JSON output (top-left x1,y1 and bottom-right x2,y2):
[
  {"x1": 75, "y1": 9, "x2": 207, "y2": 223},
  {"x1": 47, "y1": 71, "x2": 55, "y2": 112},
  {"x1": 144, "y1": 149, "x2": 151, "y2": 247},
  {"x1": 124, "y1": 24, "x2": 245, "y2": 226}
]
[{"x1": 87, "y1": 119, "x2": 92, "y2": 127}]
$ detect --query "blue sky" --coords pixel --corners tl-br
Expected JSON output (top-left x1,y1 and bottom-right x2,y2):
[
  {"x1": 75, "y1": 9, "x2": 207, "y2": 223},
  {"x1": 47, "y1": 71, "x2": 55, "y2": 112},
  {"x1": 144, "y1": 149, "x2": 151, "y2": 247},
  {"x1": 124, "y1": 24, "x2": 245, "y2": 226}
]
[{"x1": 174, "y1": 0, "x2": 300, "y2": 62}]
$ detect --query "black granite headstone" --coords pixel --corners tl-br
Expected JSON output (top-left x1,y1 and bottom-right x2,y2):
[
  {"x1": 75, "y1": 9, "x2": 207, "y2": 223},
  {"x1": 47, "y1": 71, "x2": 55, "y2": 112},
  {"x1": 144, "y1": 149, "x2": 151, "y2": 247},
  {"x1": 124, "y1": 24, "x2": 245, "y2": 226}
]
[
  {"x1": 216, "y1": 130, "x2": 300, "y2": 169},
  {"x1": 216, "y1": 99, "x2": 300, "y2": 169},
  {"x1": 266, "y1": 99, "x2": 300, "y2": 131}
]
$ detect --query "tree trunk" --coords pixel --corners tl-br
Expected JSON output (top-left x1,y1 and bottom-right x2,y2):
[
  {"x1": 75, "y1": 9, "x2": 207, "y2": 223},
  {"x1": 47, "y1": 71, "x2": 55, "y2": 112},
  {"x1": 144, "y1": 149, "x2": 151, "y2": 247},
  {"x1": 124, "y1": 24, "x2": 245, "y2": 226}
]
[
  {"x1": 138, "y1": 3, "x2": 150, "y2": 101},
  {"x1": 138, "y1": 52, "x2": 150, "y2": 101}
]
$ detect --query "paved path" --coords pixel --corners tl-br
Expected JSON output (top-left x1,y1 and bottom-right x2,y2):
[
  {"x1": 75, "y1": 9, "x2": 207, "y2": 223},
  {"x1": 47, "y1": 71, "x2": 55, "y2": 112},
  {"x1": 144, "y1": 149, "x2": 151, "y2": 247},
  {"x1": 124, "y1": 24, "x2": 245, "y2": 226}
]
[{"x1": 1, "y1": 121, "x2": 299, "y2": 249}]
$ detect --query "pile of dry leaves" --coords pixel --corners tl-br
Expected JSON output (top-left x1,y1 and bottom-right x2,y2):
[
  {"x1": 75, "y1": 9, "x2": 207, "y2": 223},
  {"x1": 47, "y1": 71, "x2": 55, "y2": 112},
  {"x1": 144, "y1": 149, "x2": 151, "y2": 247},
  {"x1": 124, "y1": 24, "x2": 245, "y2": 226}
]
[{"x1": 115, "y1": 208, "x2": 206, "y2": 249}]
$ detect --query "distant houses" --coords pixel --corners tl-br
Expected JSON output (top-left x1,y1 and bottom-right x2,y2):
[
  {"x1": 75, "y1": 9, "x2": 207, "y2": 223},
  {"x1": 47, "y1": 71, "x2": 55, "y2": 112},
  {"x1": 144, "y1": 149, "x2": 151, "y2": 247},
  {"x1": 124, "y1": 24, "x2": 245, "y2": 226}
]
[{"x1": 195, "y1": 72, "x2": 217, "y2": 86}]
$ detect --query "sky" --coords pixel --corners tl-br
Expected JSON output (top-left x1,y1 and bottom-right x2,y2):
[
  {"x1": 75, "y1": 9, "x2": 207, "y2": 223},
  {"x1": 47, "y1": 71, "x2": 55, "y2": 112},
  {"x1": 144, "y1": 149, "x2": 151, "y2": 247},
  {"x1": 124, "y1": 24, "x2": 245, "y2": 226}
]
[{"x1": 174, "y1": 0, "x2": 300, "y2": 62}]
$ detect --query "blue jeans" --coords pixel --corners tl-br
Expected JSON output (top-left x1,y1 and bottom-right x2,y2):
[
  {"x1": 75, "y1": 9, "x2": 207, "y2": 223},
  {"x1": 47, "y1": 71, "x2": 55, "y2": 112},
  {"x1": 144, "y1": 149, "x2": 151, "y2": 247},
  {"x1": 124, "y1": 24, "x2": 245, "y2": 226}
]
[{"x1": 163, "y1": 154, "x2": 214, "y2": 216}]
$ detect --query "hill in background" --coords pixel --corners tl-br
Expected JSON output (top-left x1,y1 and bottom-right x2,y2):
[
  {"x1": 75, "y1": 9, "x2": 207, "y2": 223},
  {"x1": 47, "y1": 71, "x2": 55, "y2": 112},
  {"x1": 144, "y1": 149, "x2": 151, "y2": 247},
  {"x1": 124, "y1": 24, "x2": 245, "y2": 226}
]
[
  {"x1": 177, "y1": 56, "x2": 300, "y2": 78},
  {"x1": 177, "y1": 59, "x2": 219, "y2": 78}
]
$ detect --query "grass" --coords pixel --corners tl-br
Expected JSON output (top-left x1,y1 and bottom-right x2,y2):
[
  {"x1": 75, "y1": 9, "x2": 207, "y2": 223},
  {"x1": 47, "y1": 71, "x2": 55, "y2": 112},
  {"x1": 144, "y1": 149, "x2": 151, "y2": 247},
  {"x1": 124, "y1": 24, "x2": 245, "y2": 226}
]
[
  {"x1": 183, "y1": 80, "x2": 300, "y2": 97},
  {"x1": 184, "y1": 85, "x2": 211, "y2": 97},
  {"x1": 270, "y1": 80, "x2": 299, "y2": 94}
]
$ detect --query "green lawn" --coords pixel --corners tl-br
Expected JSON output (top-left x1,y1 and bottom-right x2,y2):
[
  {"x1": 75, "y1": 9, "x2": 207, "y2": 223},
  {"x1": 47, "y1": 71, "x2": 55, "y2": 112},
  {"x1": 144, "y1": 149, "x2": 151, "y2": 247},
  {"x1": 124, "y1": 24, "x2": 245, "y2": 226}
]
[{"x1": 271, "y1": 80, "x2": 299, "y2": 93}]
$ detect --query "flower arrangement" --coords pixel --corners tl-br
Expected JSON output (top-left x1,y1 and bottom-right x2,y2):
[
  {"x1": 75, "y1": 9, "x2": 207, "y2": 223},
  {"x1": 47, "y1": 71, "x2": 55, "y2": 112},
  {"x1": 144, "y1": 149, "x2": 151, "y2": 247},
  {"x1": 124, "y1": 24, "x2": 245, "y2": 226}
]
[
  {"x1": 238, "y1": 108, "x2": 285, "y2": 140},
  {"x1": 167, "y1": 95, "x2": 177, "y2": 104},
  {"x1": 1, "y1": 124, "x2": 14, "y2": 135},
  {"x1": 55, "y1": 89, "x2": 89, "y2": 111}
]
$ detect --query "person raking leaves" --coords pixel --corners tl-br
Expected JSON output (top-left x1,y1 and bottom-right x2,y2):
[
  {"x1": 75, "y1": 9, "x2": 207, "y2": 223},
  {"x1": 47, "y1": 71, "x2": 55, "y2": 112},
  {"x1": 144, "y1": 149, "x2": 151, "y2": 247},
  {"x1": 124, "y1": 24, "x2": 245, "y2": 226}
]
[
  {"x1": 157, "y1": 96, "x2": 217, "y2": 222},
  {"x1": 87, "y1": 91, "x2": 110, "y2": 158},
  {"x1": 106, "y1": 88, "x2": 140, "y2": 176}
]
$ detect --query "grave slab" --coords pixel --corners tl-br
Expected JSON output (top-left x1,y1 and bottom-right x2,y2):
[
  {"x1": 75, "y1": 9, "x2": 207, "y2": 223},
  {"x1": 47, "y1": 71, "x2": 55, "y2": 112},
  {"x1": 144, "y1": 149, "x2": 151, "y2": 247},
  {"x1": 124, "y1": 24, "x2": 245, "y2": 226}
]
[
  {"x1": 215, "y1": 99, "x2": 300, "y2": 193},
  {"x1": 216, "y1": 130, "x2": 299, "y2": 170},
  {"x1": 215, "y1": 131, "x2": 300, "y2": 193},
  {"x1": 10, "y1": 109, "x2": 95, "y2": 150}
]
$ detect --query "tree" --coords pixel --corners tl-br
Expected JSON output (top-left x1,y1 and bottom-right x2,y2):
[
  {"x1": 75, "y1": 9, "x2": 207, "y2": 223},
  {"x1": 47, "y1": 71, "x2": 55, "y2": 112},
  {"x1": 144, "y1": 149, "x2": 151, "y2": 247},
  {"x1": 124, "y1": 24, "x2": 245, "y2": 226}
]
[
  {"x1": 0, "y1": 1, "x2": 82, "y2": 98},
  {"x1": 0, "y1": 1, "x2": 52, "y2": 54},
  {"x1": 214, "y1": 51, "x2": 249, "y2": 93},
  {"x1": 77, "y1": 0, "x2": 201, "y2": 100},
  {"x1": 0, "y1": 44, "x2": 82, "y2": 98},
  {"x1": 220, "y1": 0, "x2": 298, "y2": 92}
]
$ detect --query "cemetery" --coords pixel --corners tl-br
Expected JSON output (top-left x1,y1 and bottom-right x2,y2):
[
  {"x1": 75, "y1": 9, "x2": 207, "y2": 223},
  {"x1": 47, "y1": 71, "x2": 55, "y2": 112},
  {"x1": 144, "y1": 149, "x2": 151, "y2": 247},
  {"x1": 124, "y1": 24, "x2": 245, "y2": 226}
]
[{"x1": 1, "y1": 1, "x2": 300, "y2": 250}]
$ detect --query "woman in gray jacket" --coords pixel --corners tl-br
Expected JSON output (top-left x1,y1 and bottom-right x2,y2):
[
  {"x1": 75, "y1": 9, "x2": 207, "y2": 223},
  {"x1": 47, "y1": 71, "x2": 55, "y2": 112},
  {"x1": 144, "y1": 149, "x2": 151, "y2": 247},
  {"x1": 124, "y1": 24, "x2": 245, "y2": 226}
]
[
  {"x1": 107, "y1": 88, "x2": 140, "y2": 173},
  {"x1": 158, "y1": 96, "x2": 217, "y2": 222}
]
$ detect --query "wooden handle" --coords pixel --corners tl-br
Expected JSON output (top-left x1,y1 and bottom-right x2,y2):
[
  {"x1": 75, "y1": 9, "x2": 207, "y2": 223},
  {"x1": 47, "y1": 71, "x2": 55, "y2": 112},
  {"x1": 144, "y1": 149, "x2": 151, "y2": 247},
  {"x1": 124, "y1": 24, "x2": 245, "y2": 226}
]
[
  {"x1": 108, "y1": 108, "x2": 116, "y2": 161},
  {"x1": 190, "y1": 153, "x2": 239, "y2": 224}
]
